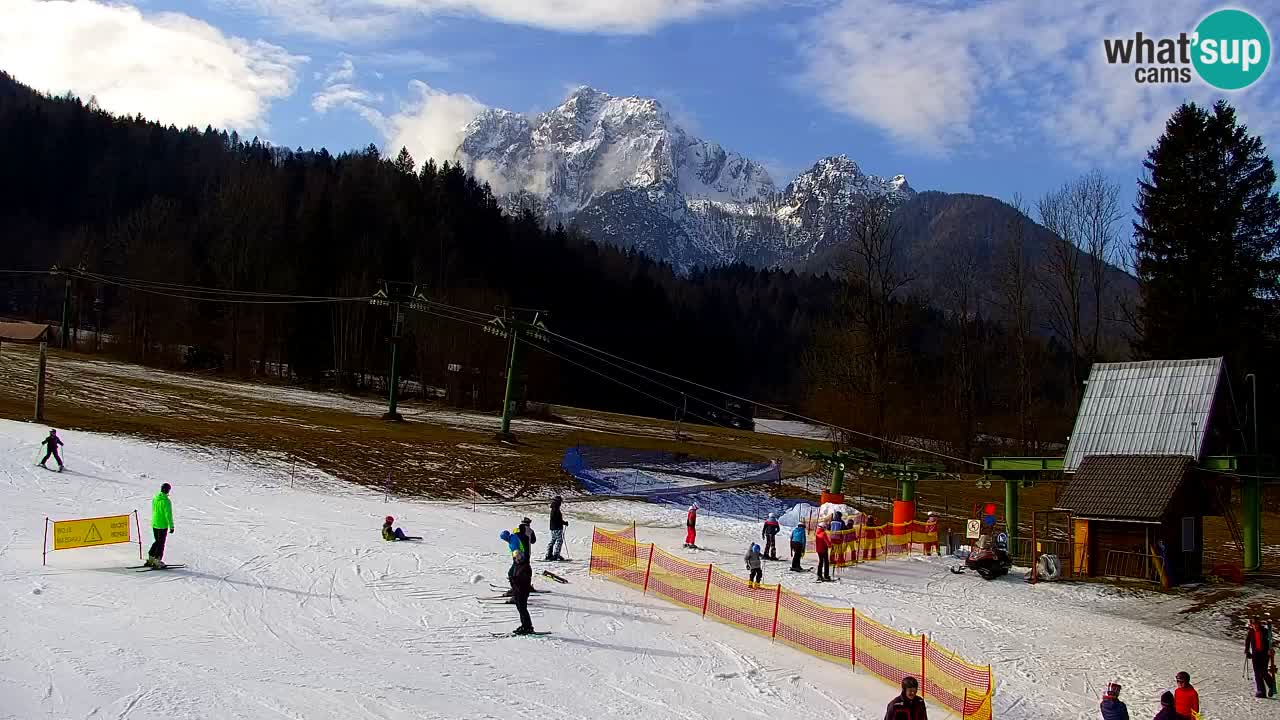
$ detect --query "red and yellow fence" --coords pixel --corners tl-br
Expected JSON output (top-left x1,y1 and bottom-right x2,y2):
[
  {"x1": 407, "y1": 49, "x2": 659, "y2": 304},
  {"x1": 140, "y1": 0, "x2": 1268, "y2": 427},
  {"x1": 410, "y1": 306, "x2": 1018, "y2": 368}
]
[
  {"x1": 806, "y1": 519, "x2": 941, "y2": 567},
  {"x1": 590, "y1": 525, "x2": 993, "y2": 720}
]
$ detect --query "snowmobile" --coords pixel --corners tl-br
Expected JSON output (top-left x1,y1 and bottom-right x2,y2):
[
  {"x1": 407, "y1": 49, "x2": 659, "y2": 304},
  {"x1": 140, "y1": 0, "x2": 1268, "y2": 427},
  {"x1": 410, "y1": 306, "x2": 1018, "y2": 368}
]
[{"x1": 949, "y1": 532, "x2": 1012, "y2": 580}]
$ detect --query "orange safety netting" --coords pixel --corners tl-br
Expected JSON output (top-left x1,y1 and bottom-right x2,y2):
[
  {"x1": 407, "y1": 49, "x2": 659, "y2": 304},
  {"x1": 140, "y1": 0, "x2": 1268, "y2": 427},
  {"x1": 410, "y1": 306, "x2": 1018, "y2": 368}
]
[
  {"x1": 645, "y1": 546, "x2": 710, "y2": 614},
  {"x1": 705, "y1": 568, "x2": 778, "y2": 639},
  {"x1": 589, "y1": 525, "x2": 994, "y2": 719},
  {"x1": 588, "y1": 526, "x2": 649, "y2": 591},
  {"x1": 804, "y1": 519, "x2": 938, "y2": 568}
]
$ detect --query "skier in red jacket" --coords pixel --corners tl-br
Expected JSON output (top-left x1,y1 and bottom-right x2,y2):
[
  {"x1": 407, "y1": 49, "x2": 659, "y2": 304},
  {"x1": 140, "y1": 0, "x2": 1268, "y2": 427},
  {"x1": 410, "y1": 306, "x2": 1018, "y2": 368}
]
[
  {"x1": 815, "y1": 524, "x2": 832, "y2": 581},
  {"x1": 684, "y1": 503, "x2": 699, "y2": 548}
]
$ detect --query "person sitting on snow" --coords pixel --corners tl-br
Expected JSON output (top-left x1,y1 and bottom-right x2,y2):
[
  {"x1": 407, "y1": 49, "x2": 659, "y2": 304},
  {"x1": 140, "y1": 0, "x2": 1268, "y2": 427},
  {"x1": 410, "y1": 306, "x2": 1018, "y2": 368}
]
[
  {"x1": 761, "y1": 513, "x2": 781, "y2": 560},
  {"x1": 382, "y1": 516, "x2": 421, "y2": 541},
  {"x1": 1099, "y1": 682, "x2": 1129, "y2": 720},
  {"x1": 744, "y1": 543, "x2": 763, "y2": 588}
]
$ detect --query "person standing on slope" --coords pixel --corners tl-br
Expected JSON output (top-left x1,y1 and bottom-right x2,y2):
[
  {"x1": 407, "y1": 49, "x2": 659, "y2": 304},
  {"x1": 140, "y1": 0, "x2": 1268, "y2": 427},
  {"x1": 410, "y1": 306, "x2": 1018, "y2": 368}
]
[
  {"x1": 762, "y1": 513, "x2": 780, "y2": 560},
  {"x1": 1173, "y1": 671, "x2": 1199, "y2": 717},
  {"x1": 546, "y1": 496, "x2": 568, "y2": 561},
  {"x1": 500, "y1": 524, "x2": 535, "y2": 635},
  {"x1": 789, "y1": 523, "x2": 807, "y2": 571},
  {"x1": 39, "y1": 429, "x2": 64, "y2": 471},
  {"x1": 745, "y1": 543, "x2": 763, "y2": 588},
  {"x1": 684, "y1": 503, "x2": 699, "y2": 548},
  {"x1": 1099, "y1": 683, "x2": 1130, "y2": 720},
  {"x1": 146, "y1": 483, "x2": 175, "y2": 568},
  {"x1": 815, "y1": 523, "x2": 831, "y2": 582},
  {"x1": 883, "y1": 676, "x2": 927, "y2": 720},
  {"x1": 1247, "y1": 617, "x2": 1273, "y2": 698}
]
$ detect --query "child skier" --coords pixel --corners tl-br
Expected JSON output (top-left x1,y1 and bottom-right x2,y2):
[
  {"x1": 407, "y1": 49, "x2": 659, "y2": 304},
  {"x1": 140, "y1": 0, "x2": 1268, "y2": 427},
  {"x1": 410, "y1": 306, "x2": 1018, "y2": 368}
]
[
  {"x1": 789, "y1": 523, "x2": 807, "y2": 571},
  {"x1": 1153, "y1": 691, "x2": 1179, "y2": 720},
  {"x1": 382, "y1": 516, "x2": 421, "y2": 541},
  {"x1": 923, "y1": 512, "x2": 940, "y2": 556},
  {"x1": 684, "y1": 503, "x2": 699, "y2": 548},
  {"x1": 762, "y1": 513, "x2": 780, "y2": 560},
  {"x1": 745, "y1": 543, "x2": 763, "y2": 588},
  {"x1": 39, "y1": 429, "x2": 64, "y2": 471}
]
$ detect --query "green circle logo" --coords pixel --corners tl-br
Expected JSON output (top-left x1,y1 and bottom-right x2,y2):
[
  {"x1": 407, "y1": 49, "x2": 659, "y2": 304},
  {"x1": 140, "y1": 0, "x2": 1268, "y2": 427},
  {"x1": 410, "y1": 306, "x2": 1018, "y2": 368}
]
[{"x1": 1193, "y1": 9, "x2": 1271, "y2": 90}]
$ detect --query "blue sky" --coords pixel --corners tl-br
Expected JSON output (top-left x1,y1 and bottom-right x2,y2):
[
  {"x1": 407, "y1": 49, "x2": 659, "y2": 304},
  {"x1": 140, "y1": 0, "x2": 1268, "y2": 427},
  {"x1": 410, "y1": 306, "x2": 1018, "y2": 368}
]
[{"x1": 3, "y1": 0, "x2": 1280, "y2": 233}]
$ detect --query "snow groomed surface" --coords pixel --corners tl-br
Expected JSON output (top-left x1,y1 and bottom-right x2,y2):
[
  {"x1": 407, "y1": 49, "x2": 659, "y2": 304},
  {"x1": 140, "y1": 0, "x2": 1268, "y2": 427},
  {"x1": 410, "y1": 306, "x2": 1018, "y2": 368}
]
[{"x1": 589, "y1": 526, "x2": 994, "y2": 719}]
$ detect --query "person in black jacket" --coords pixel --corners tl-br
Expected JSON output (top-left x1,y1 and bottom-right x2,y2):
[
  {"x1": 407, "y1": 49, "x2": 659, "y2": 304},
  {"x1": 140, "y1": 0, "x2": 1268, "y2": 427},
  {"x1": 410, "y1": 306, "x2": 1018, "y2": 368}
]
[
  {"x1": 501, "y1": 526, "x2": 535, "y2": 635},
  {"x1": 1099, "y1": 682, "x2": 1129, "y2": 720},
  {"x1": 546, "y1": 496, "x2": 569, "y2": 561},
  {"x1": 39, "y1": 429, "x2": 64, "y2": 471},
  {"x1": 1152, "y1": 691, "x2": 1179, "y2": 720},
  {"x1": 884, "y1": 676, "x2": 927, "y2": 720}
]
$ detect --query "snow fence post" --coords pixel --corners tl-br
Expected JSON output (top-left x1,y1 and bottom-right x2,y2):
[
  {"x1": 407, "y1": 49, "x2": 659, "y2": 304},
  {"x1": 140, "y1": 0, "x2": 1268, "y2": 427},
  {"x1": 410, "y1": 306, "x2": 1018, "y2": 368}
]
[
  {"x1": 701, "y1": 564, "x2": 712, "y2": 616},
  {"x1": 921, "y1": 635, "x2": 927, "y2": 690},
  {"x1": 42, "y1": 517, "x2": 48, "y2": 566},
  {"x1": 771, "y1": 584, "x2": 782, "y2": 639},
  {"x1": 133, "y1": 510, "x2": 143, "y2": 559},
  {"x1": 642, "y1": 543, "x2": 655, "y2": 594},
  {"x1": 589, "y1": 528, "x2": 597, "y2": 575},
  {"x1": 850, "y1": 607, "x2": 857, "y2": 668}
]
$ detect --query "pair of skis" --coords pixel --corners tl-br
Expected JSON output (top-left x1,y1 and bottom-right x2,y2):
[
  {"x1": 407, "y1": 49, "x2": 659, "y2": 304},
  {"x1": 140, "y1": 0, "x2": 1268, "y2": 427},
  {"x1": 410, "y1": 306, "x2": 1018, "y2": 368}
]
[{"x1": 129, "y1": 563, "x2": 187, "y2": 572}]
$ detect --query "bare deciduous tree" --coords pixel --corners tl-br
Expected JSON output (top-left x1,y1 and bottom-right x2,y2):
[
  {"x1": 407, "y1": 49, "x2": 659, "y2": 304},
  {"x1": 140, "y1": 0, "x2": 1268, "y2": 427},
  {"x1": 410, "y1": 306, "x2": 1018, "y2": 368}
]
[
  {"x1": 840, "y1": 194, "x2": 913, "y2": 451},
  {"x1": 1036, "y1": 171, "x2": 1122, "y2": 408},
  {"x1": 999, "y1": 194, "x2": 1036, "y2": 453}
]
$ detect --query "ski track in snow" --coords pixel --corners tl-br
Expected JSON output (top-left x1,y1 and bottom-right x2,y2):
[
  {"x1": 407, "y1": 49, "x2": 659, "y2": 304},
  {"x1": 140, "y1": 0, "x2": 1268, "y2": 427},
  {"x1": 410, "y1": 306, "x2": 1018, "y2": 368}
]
[{"x1": 0, "y1": 419, "x2": 1275, "y2": 719}]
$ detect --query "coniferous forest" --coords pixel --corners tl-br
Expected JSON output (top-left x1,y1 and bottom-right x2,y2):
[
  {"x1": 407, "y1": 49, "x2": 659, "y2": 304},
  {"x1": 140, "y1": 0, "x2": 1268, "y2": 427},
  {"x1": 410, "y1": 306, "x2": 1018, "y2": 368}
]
[{"x1": 2, "y1": 73, "x2": 1277, "y2": 461}]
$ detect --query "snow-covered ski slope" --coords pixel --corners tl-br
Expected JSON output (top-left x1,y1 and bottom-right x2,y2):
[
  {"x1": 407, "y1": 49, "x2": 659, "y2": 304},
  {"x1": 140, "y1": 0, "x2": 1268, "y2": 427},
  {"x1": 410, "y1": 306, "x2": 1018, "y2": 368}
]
[{"x1": 0, "y1": 419, "x2": 1272, "y2": 719}]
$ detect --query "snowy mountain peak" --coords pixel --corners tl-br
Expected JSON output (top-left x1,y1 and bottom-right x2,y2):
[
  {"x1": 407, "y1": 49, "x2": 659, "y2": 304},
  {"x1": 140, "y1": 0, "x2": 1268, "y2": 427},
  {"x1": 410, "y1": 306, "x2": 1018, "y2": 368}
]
[{"x1": 453, "y1": 88, "x2": 910, "y2": 271}]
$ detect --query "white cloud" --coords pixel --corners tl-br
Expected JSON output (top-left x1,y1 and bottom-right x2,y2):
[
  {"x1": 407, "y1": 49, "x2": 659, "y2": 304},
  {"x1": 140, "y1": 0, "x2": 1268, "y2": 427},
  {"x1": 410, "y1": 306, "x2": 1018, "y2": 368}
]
[
  {"x1": 800, "y1": 0, "x2": 1280, "y2": 164},
  {"x1": 0, "y1": 0, "x2": 305, "y2": 132},
  {"x1": 311, "y1": 83, "x2": 382, "y2": 114},
  {"x1": 222, "y1": 0, "x2": 759, "y2": 37},
  {"x1": 380, "y1": 81, "x2": 488, "y2": 166}
]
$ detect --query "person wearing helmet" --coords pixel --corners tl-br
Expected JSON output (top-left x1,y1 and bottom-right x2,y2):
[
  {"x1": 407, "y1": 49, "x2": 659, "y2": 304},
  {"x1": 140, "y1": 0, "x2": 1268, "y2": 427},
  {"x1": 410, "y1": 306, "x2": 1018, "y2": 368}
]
[
  {"x1": 381, "y1": 516, "x2": 421, "y2": 541},
  {"x1": 1173, "y1": 671, "x2": 1199, "y2": 716},
  {"x1": 744, "y1": 543, "x2": 763, "y2": 588},
  {"x1": 789, "y1": 522, "x2": 807, "y2": 571},
  {"x1": 762, "y1": 513, "x2": 781, "y2": 560},
  {"x1": 519, "y1": 516, "x2": 537, "y2": 547},
  {"x1": 546, "y1": 496, "x2": 568, "y2": 561},
  {"x1": 1099, "y1": 682, "x2": 1129, "y2": 720},
  {"x1": 884, "y1": 676, "x2": 927, "y2": 720},
  {"x1": 923, "y1": 512, "x2": 940, "y2": 556},
  {"x1": 39, "y1": 429, "x2": 64, "y2": 471},
  {"x1": 145, "y1": 483, "x2": 175, "y2": 568},
  {"x1": 815, "y1": 524, "x2": 831, "y2": 582},
  {"x1": 684, "y1": 503, "x2": 699, "y2": 549},
  {"x1": 500, "y1": 526, "x2": 535, "y2": 635}
]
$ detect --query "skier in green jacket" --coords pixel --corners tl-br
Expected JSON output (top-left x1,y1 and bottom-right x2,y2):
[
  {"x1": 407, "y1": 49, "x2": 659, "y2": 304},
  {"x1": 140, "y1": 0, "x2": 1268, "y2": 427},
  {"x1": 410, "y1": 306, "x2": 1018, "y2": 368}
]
[{"x1": 146, "y1": 483, "x2": 175, "y2": 568}]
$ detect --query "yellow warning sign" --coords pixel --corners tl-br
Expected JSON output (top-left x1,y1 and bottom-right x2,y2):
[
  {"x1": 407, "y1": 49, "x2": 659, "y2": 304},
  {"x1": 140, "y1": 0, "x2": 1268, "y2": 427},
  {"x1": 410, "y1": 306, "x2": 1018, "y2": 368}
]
[{"x1": 53, "y1": 514, "x2": 131, "y2": 550}]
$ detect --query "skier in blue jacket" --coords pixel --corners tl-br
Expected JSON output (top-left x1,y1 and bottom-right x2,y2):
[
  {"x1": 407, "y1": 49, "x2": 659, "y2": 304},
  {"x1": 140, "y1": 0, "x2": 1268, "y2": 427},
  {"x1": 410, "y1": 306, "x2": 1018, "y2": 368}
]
[
  {"x1": 500, "y1": 525, "x2": 535, "y2": 635},
  {"x1": 790, "y1": 524, "x2": 807, "y2": 571}
]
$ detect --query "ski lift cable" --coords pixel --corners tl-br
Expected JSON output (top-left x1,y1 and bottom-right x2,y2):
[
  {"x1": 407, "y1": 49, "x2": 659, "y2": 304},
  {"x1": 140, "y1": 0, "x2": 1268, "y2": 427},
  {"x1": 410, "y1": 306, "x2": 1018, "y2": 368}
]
[{"x1": 541, "y1": 326, "x2": 983, "y2": 467}]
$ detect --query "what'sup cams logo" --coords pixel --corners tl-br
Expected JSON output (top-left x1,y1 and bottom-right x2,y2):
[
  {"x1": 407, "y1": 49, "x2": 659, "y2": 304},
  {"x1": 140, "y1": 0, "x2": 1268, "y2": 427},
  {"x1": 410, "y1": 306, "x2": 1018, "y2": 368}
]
[{"x1": 1104, "y1": 8, "x2": 1271, "y2": 89}]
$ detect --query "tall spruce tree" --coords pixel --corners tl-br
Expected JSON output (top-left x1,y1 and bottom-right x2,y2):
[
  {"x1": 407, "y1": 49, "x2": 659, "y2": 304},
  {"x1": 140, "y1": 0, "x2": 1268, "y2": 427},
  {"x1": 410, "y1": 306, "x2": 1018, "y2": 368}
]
[{"x1": 1133, "y1": 100, "x2": 1280, "y2": 373}]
